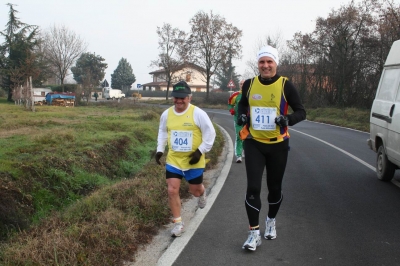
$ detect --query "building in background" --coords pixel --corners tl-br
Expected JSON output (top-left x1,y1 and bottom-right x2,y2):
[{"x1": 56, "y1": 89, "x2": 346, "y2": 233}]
[{"x1": 141, "y1": 63, "x2": 209, "y2": 92}]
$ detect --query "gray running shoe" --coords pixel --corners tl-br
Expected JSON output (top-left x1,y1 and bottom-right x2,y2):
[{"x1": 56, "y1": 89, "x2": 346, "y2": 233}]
[
  {"x1": 236, "y1": 156, "x2": 242, "y2": 163},
  {"x1": 264, "y1": 218, "x2": 277, "y2": 240},
  {"x1": 171, "y1": 221, "x2": 184, "y2": 237},
  {"x1": 198, "y1": 189, "x2": 207, "y2": 209},
  {"x1": 242, "y1": 230, "x2": 261, "y2": 251}
]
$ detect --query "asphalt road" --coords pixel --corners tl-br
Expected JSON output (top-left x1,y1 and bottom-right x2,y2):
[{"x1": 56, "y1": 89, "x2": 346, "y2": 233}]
[{"x1": 161, "y1": 108, "x2": 400, "y2": 266}]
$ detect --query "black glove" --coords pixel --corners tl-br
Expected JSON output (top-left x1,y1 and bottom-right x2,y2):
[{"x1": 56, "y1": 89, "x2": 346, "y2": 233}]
[
  {"x1": 189, "y1": 149, "x2": 202, "y2": 165},
  {"x1": 237, "y1": 114, "x2": 247, "y2": 126},
  {"x1": 275, "y1": 115, "x2": 289, "y2": 127},
  {"x1": 155, "y1": 152, "x2": 163, "y2": 165}
]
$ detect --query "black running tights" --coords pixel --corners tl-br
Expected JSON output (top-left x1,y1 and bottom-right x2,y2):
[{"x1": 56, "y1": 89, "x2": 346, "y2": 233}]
[{"x1": 244, "y1": 139, "x2": 289, "y2": 227}]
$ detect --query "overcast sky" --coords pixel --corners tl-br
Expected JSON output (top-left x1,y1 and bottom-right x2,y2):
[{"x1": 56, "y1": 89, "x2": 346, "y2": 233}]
[{"x1": 0, "y1": 0, "x2": 393, "y2": 89}]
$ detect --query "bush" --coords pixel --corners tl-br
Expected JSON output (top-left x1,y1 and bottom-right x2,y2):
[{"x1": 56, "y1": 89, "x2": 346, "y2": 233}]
[{"x1": 0, "y1": 88, "x2": 6, "y2": 97}]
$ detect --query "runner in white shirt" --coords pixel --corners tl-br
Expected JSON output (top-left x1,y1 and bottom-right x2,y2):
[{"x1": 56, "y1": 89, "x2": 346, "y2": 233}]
[{"x1": 155, "y1": 80, "x2": 216, "y2": 237}]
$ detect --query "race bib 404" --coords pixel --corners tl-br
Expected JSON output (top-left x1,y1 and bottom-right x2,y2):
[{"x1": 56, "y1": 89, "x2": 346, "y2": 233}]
[{"x1": 170, "y1": 130, "x2": 193, "y2": 152}]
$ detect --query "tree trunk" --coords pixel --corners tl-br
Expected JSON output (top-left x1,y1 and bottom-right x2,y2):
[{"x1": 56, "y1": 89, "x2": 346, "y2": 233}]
[
  {"x1": 165, "y1": 80, "x2": 171, "y2": 101},
  {"x1": 7, "y1": 87, "x2": 13, "y2": 102}
]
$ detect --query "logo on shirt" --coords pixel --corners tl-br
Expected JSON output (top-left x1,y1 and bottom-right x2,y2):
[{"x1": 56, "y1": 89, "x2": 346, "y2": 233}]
[
  {"x1": 271, "y1": 93, "x2": 275, "y2": 101},
  {"x1": 252, "y1": 94, "x2": 262, "y2": 100}
]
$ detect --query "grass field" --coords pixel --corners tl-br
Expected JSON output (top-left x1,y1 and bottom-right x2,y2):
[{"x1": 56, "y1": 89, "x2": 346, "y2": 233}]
[
  {"x1": 0, "y1": 98, "x2": 224, "y2": 265},
  {"x1": 306, "y1": 107, "x2": 370, "y2": 132}
]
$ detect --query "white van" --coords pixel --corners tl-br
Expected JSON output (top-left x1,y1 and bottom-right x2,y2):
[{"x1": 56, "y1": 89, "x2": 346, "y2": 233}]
[
  {"x1": 368, "y1": 39, "x2": 400, "y2": 181},
  {"x1": 103, "y1": 88, "x2": 125, "y2": 100}
]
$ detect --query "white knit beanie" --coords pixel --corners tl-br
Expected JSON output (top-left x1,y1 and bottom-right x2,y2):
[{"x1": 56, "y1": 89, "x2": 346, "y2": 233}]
[{"x1": 257, "y1": 46, "x2": 279, "y2": 65}]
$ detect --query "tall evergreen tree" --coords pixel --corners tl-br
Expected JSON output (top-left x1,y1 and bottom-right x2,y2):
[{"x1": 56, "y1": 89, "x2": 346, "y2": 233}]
[
  {"x1": 111, "y1": 58, "x2": 136, "y2": 93},
  {"x1": 0, "y1": 3, "x2": 41, "y2": 101}
]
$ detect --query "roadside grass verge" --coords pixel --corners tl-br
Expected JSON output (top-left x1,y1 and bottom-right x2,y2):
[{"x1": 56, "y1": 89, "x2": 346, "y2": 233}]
[
  {"x1": 0, "y1": 99, "x2": 224, "y2": 265},
  {"x1": 306, "y1": 107, "x2": 370, "y2": 132}
]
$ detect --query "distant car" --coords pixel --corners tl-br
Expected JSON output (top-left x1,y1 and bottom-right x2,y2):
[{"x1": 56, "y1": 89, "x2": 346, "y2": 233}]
[
  {"x1": 103, "y1": 88, "x2": 125, "y2": 100},
  {"x1": 367, "y1": 39, "x2": 400, "y2": 181}
]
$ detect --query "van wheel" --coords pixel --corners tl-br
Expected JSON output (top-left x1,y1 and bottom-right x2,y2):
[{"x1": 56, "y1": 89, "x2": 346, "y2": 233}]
[{"x1": 377, "y1": 145, "x2": 395, "y2": 181}]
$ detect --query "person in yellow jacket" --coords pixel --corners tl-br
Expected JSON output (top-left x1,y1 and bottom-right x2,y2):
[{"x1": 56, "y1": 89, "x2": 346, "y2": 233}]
[
  {"x1": 228, "y1": 80, "x2": 245, "y2": 163},
  {"x1": 155, "y1": 80, "x2": 216, "y2": 237},
  {"x1": 237, "y1": 46, "x2": 306, "y2": 251}
]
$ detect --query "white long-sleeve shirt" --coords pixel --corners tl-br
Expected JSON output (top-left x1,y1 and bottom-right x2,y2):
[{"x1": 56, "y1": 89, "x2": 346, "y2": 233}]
[{"x1": 157, "y1": 103, "x2": 216, "y2": 154}]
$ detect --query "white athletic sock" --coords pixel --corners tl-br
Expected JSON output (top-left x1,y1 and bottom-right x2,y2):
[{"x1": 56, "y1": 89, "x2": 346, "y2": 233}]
[
  {"x1": 249, "y1": 226, "x2": 260, "y2": 235},
  {"x1": 173, "y1": 217, "x2": 182, "y2": 223}
]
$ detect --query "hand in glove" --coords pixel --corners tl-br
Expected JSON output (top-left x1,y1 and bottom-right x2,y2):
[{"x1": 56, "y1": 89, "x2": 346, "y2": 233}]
[
  {"x1": 229, "y1": 108, "x2": 235, "y2": 115},
  {"x1": 237, "y1": 114, "x2": 247, "y2": 126},
  {"x1": 155, "y1": 152, "x2": 163, "y2": 165},
  {"x1": 189, "y1": 149, "x2": 202, "y2": 165},
  {"x1": 275, "y1": 115, "x2": 289, "y2": 127}
]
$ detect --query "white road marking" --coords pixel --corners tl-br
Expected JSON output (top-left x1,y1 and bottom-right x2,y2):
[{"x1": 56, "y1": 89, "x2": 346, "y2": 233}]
[
  {"x1": 391, "y1": 179, "x2": 400, "y2": 187},
  {"x1": 291, "y1": 129, "x2": 400, "y2": 188},
  {"x1": 291, "y1": 129, "x2": 375, "y2": 171}
]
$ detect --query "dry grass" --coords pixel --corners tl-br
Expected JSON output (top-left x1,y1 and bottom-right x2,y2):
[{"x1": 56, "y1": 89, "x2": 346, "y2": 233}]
[
  {"x1": 306, "y1": 107, "x2": 370, "y2": 132},
  {"x1": 1, "y1": 166, "x2": 169, "y2": 265},
  {"x1": 0, "y1": 98, "x2": 224, "y2": 266}
]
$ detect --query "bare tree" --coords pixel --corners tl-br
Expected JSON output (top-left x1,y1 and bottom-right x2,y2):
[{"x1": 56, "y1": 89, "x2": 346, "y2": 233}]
[
  {"x1": 187, "y1": 11, "x2": 242, "y2": 99},
  {"x1": 283, "y1": 0, "x2": 388, "y2": 108},
  {"x1": 285, "y1": 32, "x2": 321, "y2": 106},
  {"x1": 151, "y1": 23, "x2": 186, "y2": 100},
  {"x1": 42, "y1": 24, "x2": 87, "y2": 90},
  {"x1": 378, "y1": 0, "x2": 400, "y2": 58}
]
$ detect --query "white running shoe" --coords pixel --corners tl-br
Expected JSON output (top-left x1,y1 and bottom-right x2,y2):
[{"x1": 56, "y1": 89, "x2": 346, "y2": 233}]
[
  {"x1": 264, "y1": 218, "x2": 277, "y2": 240},
  {"x1": 242, "y1": 230, "x2": 261, "y2": 251},
  {"x1": 198, "y1": 189, "x2": 207, "y2": 209},
  {"x1": 171, "y1": 221, "x2": 184, "y2": 237},
  {"x1": 236, "y1": 156, "x2": 242, "y2": 163}
]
